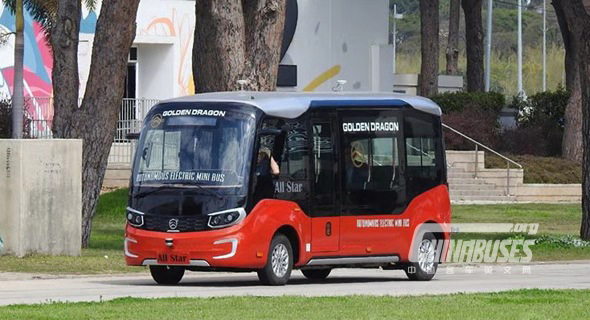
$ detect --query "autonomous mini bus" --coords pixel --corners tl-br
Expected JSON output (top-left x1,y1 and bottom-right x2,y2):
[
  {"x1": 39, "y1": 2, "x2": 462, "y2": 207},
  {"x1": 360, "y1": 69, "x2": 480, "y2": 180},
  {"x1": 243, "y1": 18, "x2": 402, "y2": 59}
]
[{"x1": 125, "y1": 92, "x2": 451, "y2": 285}]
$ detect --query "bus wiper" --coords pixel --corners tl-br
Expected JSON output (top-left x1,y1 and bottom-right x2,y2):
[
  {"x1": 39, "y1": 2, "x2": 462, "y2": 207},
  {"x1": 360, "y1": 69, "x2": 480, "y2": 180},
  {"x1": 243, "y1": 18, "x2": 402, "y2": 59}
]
[
  {"x1": 134, "y1": 184, "x2": 223, "y2": 200},
  {"x1": 134, "y1": 185, "x2": 178, "y2": 198},
  {"x1": 190, "y1": 183, "x2": 223, "y2": 200}
]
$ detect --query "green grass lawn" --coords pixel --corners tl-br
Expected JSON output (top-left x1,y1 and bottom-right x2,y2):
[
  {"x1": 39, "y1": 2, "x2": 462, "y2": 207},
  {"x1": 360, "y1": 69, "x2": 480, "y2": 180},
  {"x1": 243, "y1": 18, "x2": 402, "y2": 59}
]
[
  {"x1": 1, "y1": 289, "x2": 589, "y2": 319},
  {"x1": 452, "y1": 203, "x2": 583, "y2": 234},
  {"x1": 0, "y1": 190, "x2": 587, "y2": 274},
  {"x1": 453, "y1": 203, "x2": 590, "y2": 261}
]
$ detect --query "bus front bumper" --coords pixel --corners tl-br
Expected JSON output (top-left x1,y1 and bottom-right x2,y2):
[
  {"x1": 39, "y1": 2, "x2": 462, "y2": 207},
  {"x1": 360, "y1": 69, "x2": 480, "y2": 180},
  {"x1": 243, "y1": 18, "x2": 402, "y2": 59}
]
[{"x1": 124, "y1": 224, "x2": 266, "y2": 269}]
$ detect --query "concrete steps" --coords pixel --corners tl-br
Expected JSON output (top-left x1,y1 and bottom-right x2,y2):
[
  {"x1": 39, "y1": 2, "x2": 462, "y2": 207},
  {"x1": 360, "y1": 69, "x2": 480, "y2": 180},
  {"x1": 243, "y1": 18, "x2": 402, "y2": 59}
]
[{"x1": 447, "y1": 156, "x2": 521, "y2": 203}]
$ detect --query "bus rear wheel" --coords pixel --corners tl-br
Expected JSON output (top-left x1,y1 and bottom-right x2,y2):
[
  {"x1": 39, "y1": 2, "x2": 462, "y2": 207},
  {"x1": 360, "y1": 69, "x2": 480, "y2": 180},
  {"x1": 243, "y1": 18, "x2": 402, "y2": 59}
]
[
  {"x1": 302, "y1": 268, "x2": 331, "y2": 281},
  {"x1": 258, "y1": 234, "x2": 293, "y2": 286},
  {"x1": 405, "y1": 232, "x2": 438, "y2": 281},
  {"x1": 149, "y1": 265, "x2": 185, "y2": 285}
]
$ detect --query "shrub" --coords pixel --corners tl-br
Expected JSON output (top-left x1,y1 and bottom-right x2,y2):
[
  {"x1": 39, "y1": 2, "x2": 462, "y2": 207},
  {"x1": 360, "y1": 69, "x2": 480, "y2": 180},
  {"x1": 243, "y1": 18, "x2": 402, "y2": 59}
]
[
  {"x1": 502, "y1": 87, "x2": 569, "y2": 156},
  {"x1": 0, "y1": 99, "x2": 33, "y2": 138},
  {"x1": 499, "y1": 126, "x2": 563, "y2": 157},
  {"x1": 534, "y1": 235, "x2": 590, "y2": 248},
  {"x1": 431, "y1": 91, "x2": 505, "y2": 114},
  {"x1": 518, "y1": 85, "x2": 569, "y2": 128},
  {"x1": 0, "y1": 99, "x2": 11, "y2": 138},
  {"x1": 443, "y1": 105, "x2": 501, "y2": 150},
  {"x1": 485, "y1": 153, "x2": 581, "y2": 184}
]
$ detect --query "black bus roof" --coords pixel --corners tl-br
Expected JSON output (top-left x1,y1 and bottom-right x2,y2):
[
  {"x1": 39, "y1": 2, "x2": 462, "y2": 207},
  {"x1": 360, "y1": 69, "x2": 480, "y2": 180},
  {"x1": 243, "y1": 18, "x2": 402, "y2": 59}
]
[{"x1": 161, "y1": 91, "x2": 442, "y2": 119}]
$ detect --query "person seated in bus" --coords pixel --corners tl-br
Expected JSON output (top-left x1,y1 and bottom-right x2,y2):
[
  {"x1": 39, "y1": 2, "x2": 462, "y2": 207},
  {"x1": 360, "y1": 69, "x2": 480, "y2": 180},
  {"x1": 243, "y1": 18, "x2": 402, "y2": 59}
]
[
  {"x1": 256, "y1": 147, "x2": 280, "y2": 177},
  {"x1": 252, "y1": 147, "x2": 279, "y2": 204}
]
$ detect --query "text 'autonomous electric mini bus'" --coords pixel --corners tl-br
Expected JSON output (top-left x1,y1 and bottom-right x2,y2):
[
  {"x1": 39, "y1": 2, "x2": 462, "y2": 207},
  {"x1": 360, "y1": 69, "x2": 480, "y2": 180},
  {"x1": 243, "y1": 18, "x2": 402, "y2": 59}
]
[{"x1": 125, "y1": 92, "x2": 451, "y2": 285}]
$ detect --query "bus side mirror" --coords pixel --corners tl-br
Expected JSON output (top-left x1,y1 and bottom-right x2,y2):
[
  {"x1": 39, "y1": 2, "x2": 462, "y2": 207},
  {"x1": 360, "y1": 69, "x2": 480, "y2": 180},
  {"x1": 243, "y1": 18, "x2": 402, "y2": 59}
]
[{"x1": 126, "y1": 132, "x2": 140, "y2": 140}]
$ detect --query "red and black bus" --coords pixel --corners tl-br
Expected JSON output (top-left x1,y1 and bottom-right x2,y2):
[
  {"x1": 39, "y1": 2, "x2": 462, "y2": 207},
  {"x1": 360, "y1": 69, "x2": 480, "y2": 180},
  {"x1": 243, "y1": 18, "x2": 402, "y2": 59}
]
[{"x1": 125, "y1": 92, "x2": 451, "y2": 285}]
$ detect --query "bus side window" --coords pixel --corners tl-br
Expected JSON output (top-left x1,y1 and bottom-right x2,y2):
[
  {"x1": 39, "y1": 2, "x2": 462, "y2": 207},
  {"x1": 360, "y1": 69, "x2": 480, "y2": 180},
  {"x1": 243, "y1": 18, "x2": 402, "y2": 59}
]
[
  {"x1": 404, "y1": 114, "x2": 443, "y2": 199},
  {"x1": 275, "y1": 120, "x2": 309, "y2": 211},
  {"x1": 278, "y1": 121, "x2": 308, "y2": 180},
  {"x1": 341, "y1": 111, "x2": 403, "y2": 215},
  {"x1": 252, "y1": 118, "x2": 282, "y2": 205}
]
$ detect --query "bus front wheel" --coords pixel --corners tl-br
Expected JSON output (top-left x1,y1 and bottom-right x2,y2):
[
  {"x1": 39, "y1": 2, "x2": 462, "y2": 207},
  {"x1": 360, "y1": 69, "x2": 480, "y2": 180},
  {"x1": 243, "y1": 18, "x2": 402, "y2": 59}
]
[
  {"x1": 149, "y1": 265, "x2": 185, "y2": 285},
  {"x1": 258, "y1": 234, "x2": 293, "y2": 285},
  {"x1": 405, "y1": 232, "x2": 438, "y2": 281}
]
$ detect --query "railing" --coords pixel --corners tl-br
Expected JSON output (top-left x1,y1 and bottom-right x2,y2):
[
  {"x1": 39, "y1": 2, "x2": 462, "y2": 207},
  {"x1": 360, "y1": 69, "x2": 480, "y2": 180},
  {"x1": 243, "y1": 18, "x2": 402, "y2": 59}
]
[
  {"x1": 110, "y1": 98, "x2": 159, "y2": 163},
  {"x1": 20, "y1": 97, "x2": 160, "y2": 164},
  {"x1": 29, "y1": 120, "x2": 53, "y2": 139},
  {"x1": 442, "y1": 123, "x2": 523, "y2": 196}
]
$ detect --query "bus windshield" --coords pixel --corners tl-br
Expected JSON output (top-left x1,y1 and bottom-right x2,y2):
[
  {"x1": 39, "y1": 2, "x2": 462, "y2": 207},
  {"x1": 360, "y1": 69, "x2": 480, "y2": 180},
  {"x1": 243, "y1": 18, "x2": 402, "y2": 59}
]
[{"x1": 133, "y1": 109, "x2": 256, "y2": 192}]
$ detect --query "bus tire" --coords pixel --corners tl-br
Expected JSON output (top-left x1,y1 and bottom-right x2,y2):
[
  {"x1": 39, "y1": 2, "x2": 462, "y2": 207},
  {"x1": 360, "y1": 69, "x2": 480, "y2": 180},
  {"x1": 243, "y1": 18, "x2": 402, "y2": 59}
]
[
  {"x1": 405, "y1": 232, "x2": 438, "y2": 281},
  {"x1": 302, "y1": 268, "x2": 331, "y2": 281},
  {"x1": 257, "y1": 234, "x2": 293, "y2": 286},
  {"x1": 149, "y1": 265, "x2": 185, "y2": 285}
]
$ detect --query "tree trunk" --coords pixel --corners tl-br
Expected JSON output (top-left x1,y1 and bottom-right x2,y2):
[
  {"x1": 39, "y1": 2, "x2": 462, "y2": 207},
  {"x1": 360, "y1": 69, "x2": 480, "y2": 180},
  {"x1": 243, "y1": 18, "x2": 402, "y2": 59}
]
[
  {"x1": 192, "y1": 0, "x2": 286, "y2": 93},
  {"x1": 419, "y1": 0, "x2": 439, "y2": 97},
  {"x1": 11, "y1": 0, "x2": 24, "y2": 138},
  {"x1": 553, "y1": 0, "x2": 590, "y2": 240},
  {"x1": 51, "y1": 0, "x2": 82, "y2": 139},
  {"x1": 446, "y1": 0, "x2": 460, "y2": 75},
  {"x1": 562, "y1": 77, "x2": 583, "y2": 162},
  {"x1": 553, "y1": 2, "x2": 575, "y2": 91},
  {"x1": 554, "y1": 0, "x2": 583, "y2": 163},
  {"x1": 51, "y1": 0, "x2": 141, "y2": 247},
  {"x1": 462, "y1": 0, "x2": 485, "y2": 92}
]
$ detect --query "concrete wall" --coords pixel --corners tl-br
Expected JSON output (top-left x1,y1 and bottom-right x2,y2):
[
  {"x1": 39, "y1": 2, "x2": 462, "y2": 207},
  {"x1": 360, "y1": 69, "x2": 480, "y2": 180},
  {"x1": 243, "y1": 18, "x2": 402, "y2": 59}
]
[
  {"x1": 515, "y1": 184, "x2": 582, "y2": 203},
  {"x1": 392, "y1": 74, "x2": 464, "y2": 95},
  {"x1": 0, "y1": 140, "x2": 82, "y2": 257}
]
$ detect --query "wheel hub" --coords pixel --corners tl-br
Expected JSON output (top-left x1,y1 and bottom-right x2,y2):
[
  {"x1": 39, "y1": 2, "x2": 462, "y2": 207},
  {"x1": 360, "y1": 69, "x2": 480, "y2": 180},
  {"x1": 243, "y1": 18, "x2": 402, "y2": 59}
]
[{"x1": 271, "y1": 243, "x2": 289, "y2": 277}]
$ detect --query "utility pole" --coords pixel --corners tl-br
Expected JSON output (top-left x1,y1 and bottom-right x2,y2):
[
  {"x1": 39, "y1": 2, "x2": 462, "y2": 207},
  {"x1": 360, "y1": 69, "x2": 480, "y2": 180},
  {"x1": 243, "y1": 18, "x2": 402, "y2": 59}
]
[
  {"x1": 392, "y1": 4, "x2": 403, "y2": 74},
  {"x1": 542, "y1": 0, "x2": 547, "y2": 91},
  {"x1": 485, "y1": 0, "x2": 493, "y2": 92},
  {"x1": 517, "y1": 0, "x2": 523, "y2": 95}
]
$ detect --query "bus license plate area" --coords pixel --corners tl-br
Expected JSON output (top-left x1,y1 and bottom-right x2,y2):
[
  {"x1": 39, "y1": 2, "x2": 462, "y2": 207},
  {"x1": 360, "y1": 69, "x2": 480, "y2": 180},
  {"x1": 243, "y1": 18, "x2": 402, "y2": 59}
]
[{"x1": 156, "y1": 252, "x2": 190, "y2": 265}]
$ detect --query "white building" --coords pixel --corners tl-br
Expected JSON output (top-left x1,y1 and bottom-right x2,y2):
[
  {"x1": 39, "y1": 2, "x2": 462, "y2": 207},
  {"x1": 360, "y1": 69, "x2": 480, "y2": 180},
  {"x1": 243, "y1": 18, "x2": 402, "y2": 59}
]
[{"x1": 0, "y1": 0, "x2": 400, "y2": 122}]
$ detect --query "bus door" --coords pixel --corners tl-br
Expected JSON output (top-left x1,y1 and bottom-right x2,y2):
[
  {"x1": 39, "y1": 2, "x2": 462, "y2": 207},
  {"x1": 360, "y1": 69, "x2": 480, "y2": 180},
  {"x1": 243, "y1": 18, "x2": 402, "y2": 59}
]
[
  {"x1": 339, "y1": 110, "x2": 405, "y2": 255},
  {"x1": 309, "y1": 116, "x2": 340, "y2": 252}
]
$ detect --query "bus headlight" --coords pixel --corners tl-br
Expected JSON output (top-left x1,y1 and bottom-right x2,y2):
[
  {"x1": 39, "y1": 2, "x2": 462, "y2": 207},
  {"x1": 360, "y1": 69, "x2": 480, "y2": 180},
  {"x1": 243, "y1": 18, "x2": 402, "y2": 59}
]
[
  {"x1": 126, "y1": 207, "x2": 145, "y2": 227},
  {"x1": 207, "y1": 208, "x2": 246, "y2": 229}
]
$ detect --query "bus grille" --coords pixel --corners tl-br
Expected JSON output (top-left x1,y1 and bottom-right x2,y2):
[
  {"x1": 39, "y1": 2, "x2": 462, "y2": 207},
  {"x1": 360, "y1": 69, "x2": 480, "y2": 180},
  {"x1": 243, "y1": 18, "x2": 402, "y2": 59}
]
[{"x1": 142, "y1": 215, "x2": 209, "y2": 232}]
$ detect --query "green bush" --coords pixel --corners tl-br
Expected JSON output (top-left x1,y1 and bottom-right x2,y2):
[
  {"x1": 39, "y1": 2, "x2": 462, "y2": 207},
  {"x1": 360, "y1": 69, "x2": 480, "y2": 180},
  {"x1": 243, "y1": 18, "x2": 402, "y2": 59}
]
[
  {"x1": 502, "y1": 87, "x2": 569, "y2": 156},
  {"x1": 518, "y1": 85, "x2": 569, "y2": 128},
  {"x1": 0, "y1": 99, "x2": 11, "y2": 138},
  {"x1": 431, "y1": 91, "x2": 505, "y2": 114}
]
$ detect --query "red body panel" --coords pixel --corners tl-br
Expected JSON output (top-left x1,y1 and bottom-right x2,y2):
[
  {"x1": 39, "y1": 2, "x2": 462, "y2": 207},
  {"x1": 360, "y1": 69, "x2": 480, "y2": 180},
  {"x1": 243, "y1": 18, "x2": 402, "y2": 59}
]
[
  {"x1": 311, "y1": 217, "x2": 340, "y2": 252},
  {"x1": 125, "y1": 185, "x2": 451, "y2": 269}
]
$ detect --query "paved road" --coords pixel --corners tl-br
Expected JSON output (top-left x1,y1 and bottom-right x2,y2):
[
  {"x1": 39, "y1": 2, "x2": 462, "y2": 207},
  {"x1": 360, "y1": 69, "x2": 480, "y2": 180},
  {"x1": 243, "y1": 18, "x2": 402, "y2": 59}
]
[{"x1": 1, "y1": 262, "x2": 589, "y2": 306}]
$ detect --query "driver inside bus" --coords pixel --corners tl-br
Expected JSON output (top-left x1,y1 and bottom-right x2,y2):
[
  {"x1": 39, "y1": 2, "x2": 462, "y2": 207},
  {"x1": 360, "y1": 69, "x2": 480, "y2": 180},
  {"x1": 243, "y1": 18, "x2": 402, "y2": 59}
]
[
  {"x1": 252, "y1": 147, "x2": 279, "y2": 204},
  {"x1": 256, "y1": 147, "x2": 280, "y2": 177}
]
